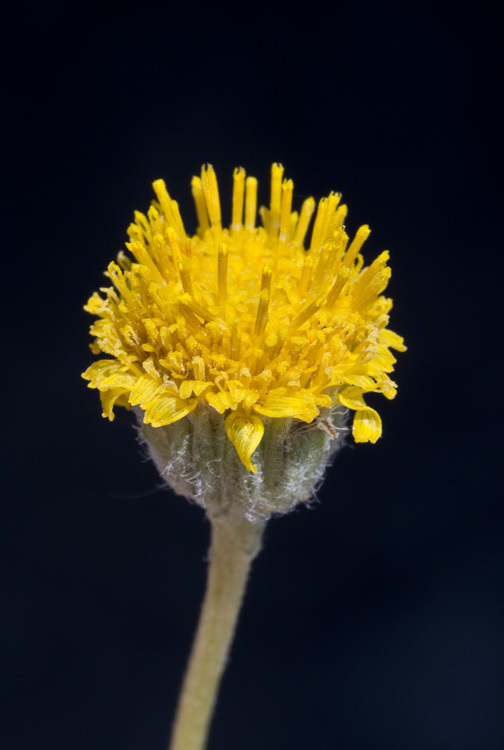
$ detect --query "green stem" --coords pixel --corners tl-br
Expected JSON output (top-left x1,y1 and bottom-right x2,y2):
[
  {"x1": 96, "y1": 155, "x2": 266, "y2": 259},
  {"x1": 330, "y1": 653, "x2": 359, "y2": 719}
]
[{"x1": 168, "y1": 515, "x2": 265, "y2": 750}]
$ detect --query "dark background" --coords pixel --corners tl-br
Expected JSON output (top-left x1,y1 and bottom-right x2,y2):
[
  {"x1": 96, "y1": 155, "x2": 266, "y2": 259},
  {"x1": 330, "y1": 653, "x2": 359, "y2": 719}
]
[{"x1": 3, "y1": 2, "x2": 503, "y2": 749}]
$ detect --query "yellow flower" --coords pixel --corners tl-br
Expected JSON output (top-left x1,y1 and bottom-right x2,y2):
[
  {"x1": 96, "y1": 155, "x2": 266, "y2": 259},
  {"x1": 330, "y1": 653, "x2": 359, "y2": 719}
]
[{"x1": 83, "y1": 164, "x2": 405, "y2": 473}]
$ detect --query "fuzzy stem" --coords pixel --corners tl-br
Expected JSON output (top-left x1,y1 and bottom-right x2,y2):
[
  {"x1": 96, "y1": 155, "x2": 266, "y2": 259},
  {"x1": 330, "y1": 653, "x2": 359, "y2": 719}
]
[{"x1": 168, "y1": 515, "x2": 265, "y2": 750}]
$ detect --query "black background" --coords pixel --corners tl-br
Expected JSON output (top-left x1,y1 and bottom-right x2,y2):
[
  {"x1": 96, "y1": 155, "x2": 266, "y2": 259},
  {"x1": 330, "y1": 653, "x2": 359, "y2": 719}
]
[{"x1": 3, "y1": 2, "x2": 503, "y2": 749}]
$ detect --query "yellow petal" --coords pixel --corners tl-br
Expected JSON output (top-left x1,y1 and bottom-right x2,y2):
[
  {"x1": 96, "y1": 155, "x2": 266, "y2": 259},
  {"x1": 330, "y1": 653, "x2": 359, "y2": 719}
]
[
  {"x1": 227, "y1": 380, "x2": 247, "y2": 403},
  {"x1": 82, "y1": 359, "x2": 128, "y2": 388},
  {"x1": 129, "y1": 374, "x2": 197, "y2": 427},
  {"x1": 243, "y1": 390, "x2": 260, "y2": 409},
  {"x1": 337, "y1": 386, "x2": 367, "y2": 411},
  {"x1": 353, "y1": 407, "x2": 382, "y2": 443},
  {"x1": 313, "y1": 393, "x2": 332, "y2": 408},
  {"x1": 225, "y1": 412, "x2": 264, "y2": 473},
  {"x1": 100, "y1": 388, "x2": 130, "y2": 420},
  {"x1": 179, "y1": 380, "x2": 210, "y2": 399},
  {"x1": 101, "y1": 371, "x2": 137, "y2": 390},
  {"x1": 129, "y1": 374, "x2": 164, "y2": 408},
  {"x1": 342, "y1": 374, "x2": 376, "y2": 390},
  {"x1": 145, "y1": 393, "x2": 198, "y2": 427},
  {"x1": 206, "y1": 390, "x2": 234, "y2": 414},
  {"x1": 254, "y1": 388, "x2": 318, "y2": 422},
  {"x1": 84, "y1": 292, "x2": 105, "y2": 315},
  {"x1": 378, "y1": 328, "x2": 407, "y2": 352}
]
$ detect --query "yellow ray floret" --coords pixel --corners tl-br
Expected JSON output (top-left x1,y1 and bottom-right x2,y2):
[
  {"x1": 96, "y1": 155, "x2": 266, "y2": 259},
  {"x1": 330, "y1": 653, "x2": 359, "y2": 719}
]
[{"x1": 83, "y1": 164, "x2": 406, "y2": 470}]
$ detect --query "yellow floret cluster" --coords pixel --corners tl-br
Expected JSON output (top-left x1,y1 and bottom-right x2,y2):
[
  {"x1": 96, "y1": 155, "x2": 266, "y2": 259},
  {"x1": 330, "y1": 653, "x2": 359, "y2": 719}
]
[{"x1": 83, "y1": 164, "x2": 405, "y2": 471}]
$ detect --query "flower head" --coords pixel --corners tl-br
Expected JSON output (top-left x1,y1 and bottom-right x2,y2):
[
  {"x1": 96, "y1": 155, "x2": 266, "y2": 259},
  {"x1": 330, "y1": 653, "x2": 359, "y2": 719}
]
[{"x1": 83, "y1": 164, "x2": 405, "y2": 475}]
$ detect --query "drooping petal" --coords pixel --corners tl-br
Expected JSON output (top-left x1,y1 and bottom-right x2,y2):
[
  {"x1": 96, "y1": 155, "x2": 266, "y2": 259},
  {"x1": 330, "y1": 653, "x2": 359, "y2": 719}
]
[
  {"x1": 145, "y1": 393, "x2": 198, "y2": 427},
  {"x1": 83, "y1": 360, "x2": 137, "y2": 419},
  {"x1": 253, "y1": 388, "x2": 319, "y2": 422},
  {"x1": 129, "y1": 374, "x2": 197, "y2": 427},
  {"x1": 342, "y1": 374, "x2": 376, "y2": 390},
  {"x1": 353, "y1": 407, "x2": 382, "y2": 443},
  {"x1": 82, "y1": 359, "x2": 132, "y2": 389},
  {"x1": 224, "y1": 412, "x2": 265, "y2": 473},
  {"x1": 337, "y1": 386, "x2": 368, "y2": 411},
  {"x1": 100, "y1": 388, "x2": 131, "y2": 420}
]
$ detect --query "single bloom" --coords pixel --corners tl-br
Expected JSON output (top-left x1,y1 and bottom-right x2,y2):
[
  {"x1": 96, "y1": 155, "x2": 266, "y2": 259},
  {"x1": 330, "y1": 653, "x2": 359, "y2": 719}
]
[{"x1": 83, "y1": 164, "x2": 406, "y2": 473}]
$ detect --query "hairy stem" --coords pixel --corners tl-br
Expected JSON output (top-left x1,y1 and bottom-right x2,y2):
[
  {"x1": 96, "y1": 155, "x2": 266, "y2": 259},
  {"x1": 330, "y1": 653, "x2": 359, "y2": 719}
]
[{"x1": 168, "y1": 515, "x2": 265, "y2": 750}]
